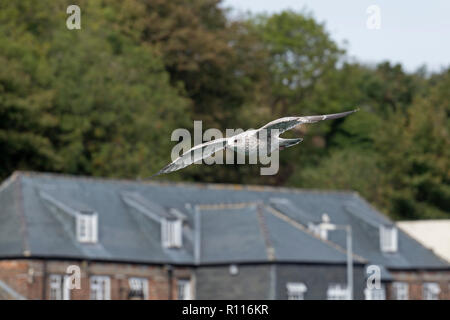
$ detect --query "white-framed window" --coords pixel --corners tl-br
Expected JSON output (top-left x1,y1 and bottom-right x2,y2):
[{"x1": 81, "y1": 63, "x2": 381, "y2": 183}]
[
  {"x1": 327, "y1": 284, "x2": 349, "y2": 300},
  {"x1": 76, "y1": 213, "x2": 98, "y2": 243},
  {"x1": 364, "y1": 284, "x2": 386, "y2": 300},
  {"x1": 49, "y1": 274, "x2": 71, "y2": 300},
  {"x1": 379, "y1": 225, "x2": 398, "y2": 253},
  {"x1": 423, "y1": 282, "x2": 440, "y2": 300},
  {"x1": 287, "y1": 282, "x2": 307, "y2": 300},
  {"x1": 128, "y1": 277, "x2": 149, "y2": 300},
  {"x1": 392, "y1": 282, "x2": 409, "y2": 300},
  {"x1": 177, "y1": 279, "x2": 192, "y2": 300},
  {"x1": 161, "y1": 218, "x2": 182, "y2": 248},
  {"x1": 90, "y1": 276, "x2": 110, "y2": 300}
]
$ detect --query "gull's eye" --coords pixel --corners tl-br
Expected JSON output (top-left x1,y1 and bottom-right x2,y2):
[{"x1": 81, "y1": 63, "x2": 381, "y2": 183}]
[{"x1": 234, "y1": 139, "x2": 238, "y2": 143}]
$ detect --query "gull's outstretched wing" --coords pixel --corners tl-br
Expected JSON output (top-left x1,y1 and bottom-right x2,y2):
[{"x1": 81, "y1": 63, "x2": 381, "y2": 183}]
[
  {"x1": 148, "y1": 138, "x2": 228, "y2": 178},
  {"x1": 260, "y1": 109, "x2": 359, "y2": 136}
]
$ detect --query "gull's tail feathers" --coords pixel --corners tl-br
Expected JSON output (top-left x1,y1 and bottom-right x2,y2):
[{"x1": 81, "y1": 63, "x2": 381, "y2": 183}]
[{"x1": 279, "y1": 137, "x2": 303, "y2": 149}]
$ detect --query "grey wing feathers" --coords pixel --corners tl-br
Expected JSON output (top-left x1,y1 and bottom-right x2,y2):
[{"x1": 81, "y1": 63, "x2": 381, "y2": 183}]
[
  {"x1": 297, "y1": 109, "x2": 358, "y2": 124},
  {"x1": 260, "y1": 109, "x2": 358, "y2": 135},
  {"x1": 148, "y1": 138, "x2": 228, "y2": 178},
  {"x1": 260, "y1": 117, "x2": 301, "y2": 134}
]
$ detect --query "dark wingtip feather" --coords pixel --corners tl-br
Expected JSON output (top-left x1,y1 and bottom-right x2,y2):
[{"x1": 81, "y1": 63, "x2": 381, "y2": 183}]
[
  {"x1": 144, "y1": 171, "x2": 163, "y2": 180},
  {"x1": 144, "y1": 162, "x2": 173, "y2": 180}
]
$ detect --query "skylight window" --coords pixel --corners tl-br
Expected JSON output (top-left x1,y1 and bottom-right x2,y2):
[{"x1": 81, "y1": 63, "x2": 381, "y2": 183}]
[
  {"x1": 379, "y1": 225, "x2": 398, "y2": 253},
  {"x1": 161, "y1": 218, "x2": 182, "y2": 248}
]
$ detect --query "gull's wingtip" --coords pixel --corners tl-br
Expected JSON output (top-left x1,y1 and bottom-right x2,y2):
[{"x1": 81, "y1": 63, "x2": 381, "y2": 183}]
[
  {"x1": 342, "y1": 108, "x2": 360, "y2": 116},
  {"x1": 144, "y1": 174, "x2": 159, "y2": 181},
  {"x1": 144, "y1": 161, "x2": 178, "y2": 180},
  {"x1": 144, "y1": 169, "x2": 164, "y2": 180},
  {"x1": 345, "y1": 108, "x2": 359, "y2": 114}
]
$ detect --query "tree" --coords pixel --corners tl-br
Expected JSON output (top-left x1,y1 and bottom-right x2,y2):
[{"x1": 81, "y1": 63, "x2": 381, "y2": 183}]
[
  {"x1": 0, "y1": 0, "x2": 191, "y2": 179},
  {"x1": 0, "y1": 1, "x2": 61, "y2": 178},
  {"x1": 375, "y1": 69, "x2": 450, "y2": 219},
  {"x1": 250, "y1": 10, "x2": 344, "y2": 115},
  {"x1": 291, "y1": 149, "x2": 384, "y2": 205},
  {"x1": 136, "y1": 0, "x2": 257, "y2": 128}
]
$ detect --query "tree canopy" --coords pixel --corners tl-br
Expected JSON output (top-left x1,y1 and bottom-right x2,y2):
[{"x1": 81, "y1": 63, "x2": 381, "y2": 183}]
[{"x1": 0, "y1": 1, "x2": 448, "y2": 220}]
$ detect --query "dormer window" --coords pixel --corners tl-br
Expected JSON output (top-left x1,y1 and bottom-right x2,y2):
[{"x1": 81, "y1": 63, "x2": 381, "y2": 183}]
[
  {"x1": 161, "y1": 218, "x2": 182, "y2": 248},
  {"x1": 76, "y1": 212, "x2": 98, "y2": 243},
  {"x1": 39, "y1": 191, "x2": 98, "y2": 244},
  {"x1": 380, "y1": 225, "x2": 397, "y2": 253}
]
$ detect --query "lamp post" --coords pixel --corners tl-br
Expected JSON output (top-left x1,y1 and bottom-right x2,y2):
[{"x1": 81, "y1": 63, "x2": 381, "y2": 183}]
[{"x1": 319, "y1": 214, "x2": 353, "y2": 300}]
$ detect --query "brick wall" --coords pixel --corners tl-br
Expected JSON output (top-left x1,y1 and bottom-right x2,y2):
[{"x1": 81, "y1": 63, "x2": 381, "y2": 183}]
[
  {"x1": 0, "y1": 260, "x2": 39, "y2": 299},
  {"x1": 0, "y1": 259, "x2": 193, "y2": 300},
  {"x1": 3, "y1": 259, "x2": 448, "y2": 300},
  {"x1": 388, "y1": 270, "x2": 450, "y2": 300}
]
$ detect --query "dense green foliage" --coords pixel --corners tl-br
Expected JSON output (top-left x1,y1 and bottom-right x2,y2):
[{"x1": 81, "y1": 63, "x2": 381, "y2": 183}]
[{"x1": 0, "y1": 1, "x2": 448, "y2": 220}]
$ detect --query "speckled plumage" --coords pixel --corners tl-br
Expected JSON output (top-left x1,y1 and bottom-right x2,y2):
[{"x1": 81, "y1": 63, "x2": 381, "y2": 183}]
[{"x1": 151, "y1": 109, "x2": 358, "y2": 177}]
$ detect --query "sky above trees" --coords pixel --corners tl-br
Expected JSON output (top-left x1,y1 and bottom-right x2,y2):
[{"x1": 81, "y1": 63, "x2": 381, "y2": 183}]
[{"x1": 223, "y1": 0, "x2": 450, "y2": 72}]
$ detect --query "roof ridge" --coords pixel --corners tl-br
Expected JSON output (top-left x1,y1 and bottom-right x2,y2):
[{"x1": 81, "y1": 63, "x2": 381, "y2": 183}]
[
  {"x1": 196, "y1": 202, "x2": 259, "y2": 211},
  {"x1": 10, "y1": 171, "x2": 359, "y2": 195}
]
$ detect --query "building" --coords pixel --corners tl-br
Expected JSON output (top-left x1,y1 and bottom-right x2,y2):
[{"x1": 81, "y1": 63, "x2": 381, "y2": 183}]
[
  {"x1": 0, "y1": 171, "x2": 448, "y2": 300},
  {"x1": 398, "y1": 220, "x2": 450, "y2": 263}
]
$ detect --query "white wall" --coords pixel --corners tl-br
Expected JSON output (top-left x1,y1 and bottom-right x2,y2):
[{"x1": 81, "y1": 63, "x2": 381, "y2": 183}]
[{"x1": 398, "y1": 220, "x2": 450, "y2": 263}]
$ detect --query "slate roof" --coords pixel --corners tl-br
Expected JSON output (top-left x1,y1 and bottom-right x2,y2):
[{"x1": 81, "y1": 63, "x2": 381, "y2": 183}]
[{"x1": 0, "y1": 171, "x2": 448, "y2": 274}]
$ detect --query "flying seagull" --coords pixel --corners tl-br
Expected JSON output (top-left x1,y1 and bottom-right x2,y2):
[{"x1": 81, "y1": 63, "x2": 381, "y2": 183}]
[{"x1": 150, "y1": 109, "x2": 358, "y2": 177}]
